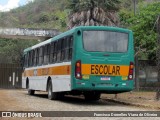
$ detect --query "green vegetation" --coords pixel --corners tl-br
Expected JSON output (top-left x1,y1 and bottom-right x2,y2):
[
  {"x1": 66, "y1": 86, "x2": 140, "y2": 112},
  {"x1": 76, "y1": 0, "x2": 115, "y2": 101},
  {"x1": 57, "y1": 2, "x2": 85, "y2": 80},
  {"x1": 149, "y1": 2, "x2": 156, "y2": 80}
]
[
  {"x1": 0, "y1": 0, "x2": 159, "y2": 63},
  {"x1": 0, "y1": 0, "x2": 68, "y2": 31},
  {"x1": 0, "y1": 0, "x2": 69, "y2": 63},
  {"x1": 0, "y1": 39, "x2": 38, "y2": 63},
  {"x1": 119, "y1": 1, "x2": 160, "y2": 60}
]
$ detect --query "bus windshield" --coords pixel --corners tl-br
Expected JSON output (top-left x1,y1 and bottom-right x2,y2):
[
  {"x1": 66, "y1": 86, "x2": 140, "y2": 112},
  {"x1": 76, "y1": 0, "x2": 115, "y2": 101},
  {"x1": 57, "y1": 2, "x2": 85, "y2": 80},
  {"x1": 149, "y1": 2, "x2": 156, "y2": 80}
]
[{"x1": 83, "y1": 31, "x2": 128, "y2": 53}]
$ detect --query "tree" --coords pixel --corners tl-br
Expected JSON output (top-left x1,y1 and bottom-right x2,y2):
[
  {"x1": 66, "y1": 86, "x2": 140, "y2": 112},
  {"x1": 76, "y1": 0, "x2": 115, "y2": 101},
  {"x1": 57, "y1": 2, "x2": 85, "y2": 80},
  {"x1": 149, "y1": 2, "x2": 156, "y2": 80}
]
[
  {"x1": 119, "y1": 1, "x2": 160, "y2": 60},
  {"x1": 68, "y1": 0, "x2": 120, "y2": 12},
  {"x1": 0, "y1": 39, "x2": 38, "y2": 63},
  {"x1": 67, "y1": 0, "x2": 121, "y2": 29}
]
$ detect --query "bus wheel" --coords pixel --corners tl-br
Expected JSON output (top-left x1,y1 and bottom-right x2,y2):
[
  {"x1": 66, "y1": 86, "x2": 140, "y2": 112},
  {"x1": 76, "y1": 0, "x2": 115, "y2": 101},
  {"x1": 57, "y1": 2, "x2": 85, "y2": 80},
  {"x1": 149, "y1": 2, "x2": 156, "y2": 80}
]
[
  {"x1": 84, "y1": 92, "x2": 101, "y2": 101},
  {"x1": 47, "y1": 80, "x2": 63, "y2": 100},
  {"x1": 28, "y1": 89, "x2": 35, "y2": 95},
  {"x1": 26, "y1": 81, "x2": 35, "y2": 95}
]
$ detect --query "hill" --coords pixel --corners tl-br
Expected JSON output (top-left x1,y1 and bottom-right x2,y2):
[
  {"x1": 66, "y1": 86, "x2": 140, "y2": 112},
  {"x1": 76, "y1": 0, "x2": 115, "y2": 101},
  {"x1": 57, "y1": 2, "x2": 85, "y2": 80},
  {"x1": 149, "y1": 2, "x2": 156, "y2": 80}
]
[
  {"x1": 0, "y1": 0, "x2": 70, "y2": 63},
  {"x1": 0, "y1": 0, "x2": 158, "y2": 63},
  {"x1": 0, "y1": 0, "x2": 68, "y2": 31}
]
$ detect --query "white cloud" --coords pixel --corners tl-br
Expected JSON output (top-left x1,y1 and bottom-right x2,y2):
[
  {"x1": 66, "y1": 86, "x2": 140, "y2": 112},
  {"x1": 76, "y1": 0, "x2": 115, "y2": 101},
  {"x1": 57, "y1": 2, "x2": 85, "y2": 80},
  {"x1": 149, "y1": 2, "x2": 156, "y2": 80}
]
[{"x1": 0, "y1": 0, "x2": 20, "y2": 12}]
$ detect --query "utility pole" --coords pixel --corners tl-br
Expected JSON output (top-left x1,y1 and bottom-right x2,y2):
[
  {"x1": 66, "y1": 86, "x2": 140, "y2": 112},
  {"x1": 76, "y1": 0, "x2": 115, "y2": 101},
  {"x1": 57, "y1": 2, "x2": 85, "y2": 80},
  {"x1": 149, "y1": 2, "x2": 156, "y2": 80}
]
[
  {"x1": 133, "y1": 0, "x2": 137, "y2": 15},
  {"x1": 156, "y1": 15, "x2": 160, "y2": 100},
  {"x1": 135, "y1": 54, "x2": 139, "y2": 91},
  {"x1": 133, "y1": 0, "x2": 139, "y2": 91},
  {"x1": 157, "y1": 15, "x2": 160, "y2": 82}
]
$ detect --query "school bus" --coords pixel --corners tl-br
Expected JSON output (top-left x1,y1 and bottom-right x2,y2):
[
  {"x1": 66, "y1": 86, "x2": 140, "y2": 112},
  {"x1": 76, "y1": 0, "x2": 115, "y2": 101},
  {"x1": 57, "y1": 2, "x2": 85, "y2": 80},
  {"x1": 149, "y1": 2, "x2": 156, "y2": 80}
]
[{"x1": 22, "y1": 26, "x2": 134, "y2": 100}]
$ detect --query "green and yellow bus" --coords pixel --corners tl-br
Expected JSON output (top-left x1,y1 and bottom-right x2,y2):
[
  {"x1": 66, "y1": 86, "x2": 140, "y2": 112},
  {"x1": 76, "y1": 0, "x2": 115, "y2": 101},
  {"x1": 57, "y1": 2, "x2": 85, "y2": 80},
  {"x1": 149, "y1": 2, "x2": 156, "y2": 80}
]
[{"x1": 22, "y1": 26, "x2": 134, "y2": 100}]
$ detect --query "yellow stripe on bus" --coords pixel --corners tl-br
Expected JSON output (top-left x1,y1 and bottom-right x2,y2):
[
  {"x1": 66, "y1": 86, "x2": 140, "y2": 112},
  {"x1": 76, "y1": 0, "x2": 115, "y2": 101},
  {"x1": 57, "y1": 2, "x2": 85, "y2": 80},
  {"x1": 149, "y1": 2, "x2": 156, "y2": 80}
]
[
  {"x1": 23, "y1": 64, "x2": 129, "y2": 77},
  {"x1": 82, "y1": 64, "x2": 129, "y2": 76},
  {"x1": 23, "y1": 65, "x2": 71, "y2": 77}
]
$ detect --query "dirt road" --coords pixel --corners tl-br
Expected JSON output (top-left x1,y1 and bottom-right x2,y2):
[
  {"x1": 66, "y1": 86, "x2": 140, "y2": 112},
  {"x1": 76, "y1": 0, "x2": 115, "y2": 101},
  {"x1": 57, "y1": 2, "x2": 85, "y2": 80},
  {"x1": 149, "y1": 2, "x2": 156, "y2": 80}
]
[{"x1": 0, "y1": 89, "x2": 159, "y2": 120}]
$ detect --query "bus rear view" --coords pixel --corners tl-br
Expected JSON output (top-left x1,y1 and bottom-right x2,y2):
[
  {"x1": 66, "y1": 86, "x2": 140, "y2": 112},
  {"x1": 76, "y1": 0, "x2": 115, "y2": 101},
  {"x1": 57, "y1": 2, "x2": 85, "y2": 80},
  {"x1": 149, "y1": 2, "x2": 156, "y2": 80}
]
[{"x1": 72, "y1": 26, "x2": 134, "y2": 100}]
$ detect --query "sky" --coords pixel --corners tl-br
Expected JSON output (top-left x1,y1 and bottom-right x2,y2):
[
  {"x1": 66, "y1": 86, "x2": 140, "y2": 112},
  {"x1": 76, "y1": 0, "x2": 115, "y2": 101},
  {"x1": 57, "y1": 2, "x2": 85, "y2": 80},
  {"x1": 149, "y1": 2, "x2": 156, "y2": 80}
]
[{"x1": 0, "y1": 0, "x2": 34, "y2": 11}]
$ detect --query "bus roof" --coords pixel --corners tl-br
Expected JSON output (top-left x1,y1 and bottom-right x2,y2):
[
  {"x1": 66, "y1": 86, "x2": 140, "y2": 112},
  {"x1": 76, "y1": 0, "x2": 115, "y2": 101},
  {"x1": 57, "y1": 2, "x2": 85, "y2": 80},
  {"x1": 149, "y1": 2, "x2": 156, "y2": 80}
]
[
  {"x1": 24, "y1": 27, "x2": 76, "y2": 53},
  {"x1": 24, "y1": 26, "x2": 132, "y2": 53}
]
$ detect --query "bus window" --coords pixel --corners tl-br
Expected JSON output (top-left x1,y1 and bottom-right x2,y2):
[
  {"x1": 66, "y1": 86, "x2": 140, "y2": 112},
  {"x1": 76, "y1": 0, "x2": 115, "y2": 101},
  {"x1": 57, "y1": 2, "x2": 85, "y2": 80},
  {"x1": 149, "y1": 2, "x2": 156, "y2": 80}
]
[
  {"x1": 23, "y1": 55, "x2": 25, "y2": 67},
  {"x1": 44, "y1": 45, "x2": 47, "y2": 65},
  {"x1": 53, "y1": 42, "x2": 57, "y2": 63},
  {"x1": 47, "y1": 44, "x2": 50, "y2": 64},
  {"x1": 61, "y1": 38, "x2": 65, "y2": 61},
  {"x1": 32, "y1": 50, "x2": 35, "y2": 66},
  {"x1": 63, "y1": 37, "x2": 68, "y2": 61},
  {"x1": 33, "y1": 49, "x2": 36, "y2": 66},
  {"x1": 26, "y1": 52, "x2": 29, "y2": 67},
  {"x1": 36, "y1": 48, "x2": 39, "y2": 66},
  {"x1": 68, "y1": 36, "x2": 73, "y2": 60},
  {"x1": 39, "y1": 46, "x2": 44, "y2": 65},
  {"x1": 50, "y1": 41, "x2": 57, "y2": 63},
  {"x1": 83, "y1": 31, "x2": 128, "y2": 52},
  {"x1": 34, "y1": 48, "x2": 39, "y2": 66},
  {"x1": 44, "y1": 44, "x2": 50, "y2": 65},
  {"x1": 57, "y1": 40, "x2": 61, "y2": 62},
  {"x1": 24, "y1": 54, "x2": 27, "y2": 68},
  {"x1": 31, "y1": 50, "x2": 33, "y2": 67},
  {"x1": 50, "y1": 42, "x2": 54, "y2": 63},
  {"x1": 28, "y1": 51, "x2": 32, "y2": 67},
  {"x1": 65, "y1": 37, "x2": 69, "y2": 61}
]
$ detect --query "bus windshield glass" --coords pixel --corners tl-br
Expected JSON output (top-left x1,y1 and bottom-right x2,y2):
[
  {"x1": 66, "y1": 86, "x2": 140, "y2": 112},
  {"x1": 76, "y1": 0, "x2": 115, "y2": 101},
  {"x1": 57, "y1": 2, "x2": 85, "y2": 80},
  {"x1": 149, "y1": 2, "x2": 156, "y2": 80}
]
[{"x1": 83, "y1": 31, "x2": 128, "y2": 52}]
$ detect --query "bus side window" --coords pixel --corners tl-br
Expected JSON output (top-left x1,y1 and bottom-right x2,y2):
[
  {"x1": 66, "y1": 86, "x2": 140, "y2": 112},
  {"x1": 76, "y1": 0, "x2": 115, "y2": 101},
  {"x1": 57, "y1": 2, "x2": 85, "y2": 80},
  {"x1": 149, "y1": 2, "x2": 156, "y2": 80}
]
[
  {"x1": 44, "y1": 44, "x2": 50, "y2": 65},
  {"x1": 24, "y1": 54, "x2": 27, "y2": 68},
  {"x1": 61, "y1": 38, "x2": 65, "y2": 61},
  {"x1": 65, "y1": 37, "x2": 69, "y2": 61},
  {"x1": 36, "y1": 48, "x2": 39, "y2": 66},
  {"x1": 42, "y1": 46, "x2": 45, "y2": 65},
  {"x1": 50, "y1": 41, "x2": 57, "y2": 63},
  {"x1": 31, "y1": 51, "x2": 33, "y2": 67},
  {"x1": 68, "y1": 36, "x2": 73, "y2": 60},
  {"x1": 32, "y1": 50, "x2": 35, "y2": 67},
  {"x1": 57, "y1": 40, "x2": 61, "y2": 62},
  {"x1": 47, "y1": 44, "x2": 50, "y2": 64},
  {"x1": 39, "y1": 47, "x2": 44, "y2": 65},
  {"x1": 53, "y1": 42, "x2": 57, "y2": 63},
  {"x1": 44, "y1": 45, "x2": 47, "y2": 65},
  {"x1": 28, "y1": 51, "x2": 32, "y2": 67},
  {"x1": 23, "y1": 55, "x2": 25, "y2": 67},
  {"x1": 26, "y1": 52, "x2": 29, "y2": 67},
  {"x1": 33, "y1": 49, "x2": 36, "y2": 66},
  {"x1": 64, "y1": 37, "x2": 68, "y2": 61},
  {"x1": 50, "y1": 42, "x2": 54, "y2": 63}
]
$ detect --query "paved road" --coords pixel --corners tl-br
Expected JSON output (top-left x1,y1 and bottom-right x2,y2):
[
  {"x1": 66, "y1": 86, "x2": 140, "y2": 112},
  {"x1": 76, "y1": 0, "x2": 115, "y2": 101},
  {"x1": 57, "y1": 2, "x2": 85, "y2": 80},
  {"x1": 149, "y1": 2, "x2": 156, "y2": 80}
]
[{"x1": 0, "y1": 89, "x2": 159, "y2": 120}]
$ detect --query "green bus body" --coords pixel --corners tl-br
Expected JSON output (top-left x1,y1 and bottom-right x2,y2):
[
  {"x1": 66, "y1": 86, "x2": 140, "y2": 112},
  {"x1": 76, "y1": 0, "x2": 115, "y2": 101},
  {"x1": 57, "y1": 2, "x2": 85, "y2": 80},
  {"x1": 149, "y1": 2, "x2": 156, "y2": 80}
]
[{"x1": 71, "y1": 26, "x2": 134, "y2": 93}]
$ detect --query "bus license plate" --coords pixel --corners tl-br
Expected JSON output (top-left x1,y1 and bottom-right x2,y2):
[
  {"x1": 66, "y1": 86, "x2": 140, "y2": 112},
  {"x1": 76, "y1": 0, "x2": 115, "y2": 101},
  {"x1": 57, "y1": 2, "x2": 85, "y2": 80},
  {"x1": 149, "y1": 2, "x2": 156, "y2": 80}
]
[{"x1": 101, "y1": 77, "x2": 110, "y2": 80}]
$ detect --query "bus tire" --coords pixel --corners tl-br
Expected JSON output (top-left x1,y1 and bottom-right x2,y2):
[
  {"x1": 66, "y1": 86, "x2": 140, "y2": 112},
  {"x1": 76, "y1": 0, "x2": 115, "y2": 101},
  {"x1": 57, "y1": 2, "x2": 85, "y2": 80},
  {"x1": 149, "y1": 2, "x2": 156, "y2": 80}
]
[
  {"x1": 26, "y1": 80, "x2": 35, "y2": 95},
  {"x1": 84, "y1": 92, "x2": 101, "y2": 101},
  {"x1": 28, "y1": 89, "x2": 35, "y2": 95},
  {"x1": 47, "y1": 80, "x2": 63, "y2": 100}
]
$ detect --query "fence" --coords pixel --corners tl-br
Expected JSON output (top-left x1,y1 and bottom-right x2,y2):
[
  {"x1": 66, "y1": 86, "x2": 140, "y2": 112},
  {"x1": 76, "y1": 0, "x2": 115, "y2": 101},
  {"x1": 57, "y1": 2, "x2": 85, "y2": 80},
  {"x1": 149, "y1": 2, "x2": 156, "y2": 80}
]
[
  {"x1": 137, "y1": 60, "x2": 159, "y2": 91},
  {"x1": 0, "y1": 63, "x2": 22, "y2": 89}
]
